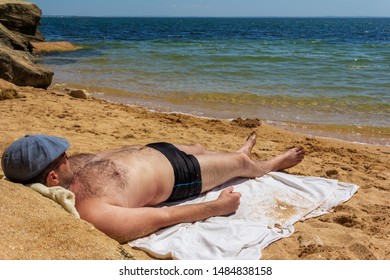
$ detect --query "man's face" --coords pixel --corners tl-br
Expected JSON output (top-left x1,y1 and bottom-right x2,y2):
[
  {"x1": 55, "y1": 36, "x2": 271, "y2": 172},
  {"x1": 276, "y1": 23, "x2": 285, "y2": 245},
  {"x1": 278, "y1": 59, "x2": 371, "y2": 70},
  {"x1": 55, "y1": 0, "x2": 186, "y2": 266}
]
[{"x1": 54, "y1": 154, "x2": 74, "y2": 188}]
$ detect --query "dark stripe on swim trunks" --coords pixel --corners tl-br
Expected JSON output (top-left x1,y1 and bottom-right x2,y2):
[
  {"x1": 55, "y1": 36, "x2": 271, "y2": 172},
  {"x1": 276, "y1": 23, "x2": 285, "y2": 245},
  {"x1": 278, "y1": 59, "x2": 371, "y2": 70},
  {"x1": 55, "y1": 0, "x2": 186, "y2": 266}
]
[
  {"x1": 146, "y1": 142, "x2": 202, "y2": 202},
  {"x1": 175, "y1": 180, "x2": 202, "y2": 187}
]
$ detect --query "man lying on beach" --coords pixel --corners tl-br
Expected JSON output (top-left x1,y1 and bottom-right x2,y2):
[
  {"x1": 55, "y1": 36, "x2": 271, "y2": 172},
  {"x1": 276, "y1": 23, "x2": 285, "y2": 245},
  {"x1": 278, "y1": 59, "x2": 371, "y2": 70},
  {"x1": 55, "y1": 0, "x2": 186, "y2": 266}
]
[{"x1": 1, "y1": 133, "x2": 304, "y2": 243}]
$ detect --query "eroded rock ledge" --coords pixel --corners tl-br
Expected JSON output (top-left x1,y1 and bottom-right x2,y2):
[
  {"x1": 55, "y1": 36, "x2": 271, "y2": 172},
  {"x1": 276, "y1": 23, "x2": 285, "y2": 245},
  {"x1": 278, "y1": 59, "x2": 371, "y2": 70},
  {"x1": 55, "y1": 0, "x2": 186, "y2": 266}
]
[{"x1": 0, "y1": 0, "x2": 53, "y2": 88}]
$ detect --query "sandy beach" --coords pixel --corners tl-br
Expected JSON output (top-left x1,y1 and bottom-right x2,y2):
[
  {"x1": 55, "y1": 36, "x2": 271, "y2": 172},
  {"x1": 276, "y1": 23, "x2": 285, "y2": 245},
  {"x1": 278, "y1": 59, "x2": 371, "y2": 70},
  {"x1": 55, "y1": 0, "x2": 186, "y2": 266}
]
[{"x1": 0, "y1": 78, "x2": 389, "y2": 260}]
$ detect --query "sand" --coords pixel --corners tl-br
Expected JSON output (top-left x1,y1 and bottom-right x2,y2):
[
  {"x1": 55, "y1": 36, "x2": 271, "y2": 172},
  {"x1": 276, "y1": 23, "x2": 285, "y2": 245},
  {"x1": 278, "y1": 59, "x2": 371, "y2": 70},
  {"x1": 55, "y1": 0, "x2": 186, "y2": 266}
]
[{"x1": 0, "y1": 78, "x2": 389, "y2": 260}]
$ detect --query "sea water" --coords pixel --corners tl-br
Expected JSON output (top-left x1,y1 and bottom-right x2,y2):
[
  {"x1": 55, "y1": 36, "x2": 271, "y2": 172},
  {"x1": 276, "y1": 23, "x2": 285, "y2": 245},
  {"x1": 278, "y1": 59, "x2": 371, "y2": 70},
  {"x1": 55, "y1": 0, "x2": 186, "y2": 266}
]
[{"x1": 36, "y1": 17, "x2": 390, "y2": 145}]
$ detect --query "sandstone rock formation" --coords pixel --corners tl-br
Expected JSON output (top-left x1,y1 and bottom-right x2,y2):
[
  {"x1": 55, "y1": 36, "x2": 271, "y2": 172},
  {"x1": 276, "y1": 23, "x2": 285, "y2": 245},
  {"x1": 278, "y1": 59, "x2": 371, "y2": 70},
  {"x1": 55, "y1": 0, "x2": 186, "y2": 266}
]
[
  {"x1": 31, "y1": 41, "x2": 82, "y2": 54},
  {"x1": 0, "y1": 0, "x2": 53, "y2": 88},
  {"x1": 0, "y1": 0, "x2": 43, "y2": 38},
  {"x1": 0, "y1": 44, "x2": 53, "y2": 88}
]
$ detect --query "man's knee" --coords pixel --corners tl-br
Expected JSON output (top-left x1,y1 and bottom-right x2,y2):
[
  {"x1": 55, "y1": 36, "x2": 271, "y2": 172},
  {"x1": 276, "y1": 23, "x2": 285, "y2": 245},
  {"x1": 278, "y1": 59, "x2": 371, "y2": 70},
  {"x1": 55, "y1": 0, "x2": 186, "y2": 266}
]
[
  {"x1": 175, "y1": 143, "x2": 206, "y2": 155},
  {"x1": 191, "y1": 143, "x2": 206, "y2": 155}
]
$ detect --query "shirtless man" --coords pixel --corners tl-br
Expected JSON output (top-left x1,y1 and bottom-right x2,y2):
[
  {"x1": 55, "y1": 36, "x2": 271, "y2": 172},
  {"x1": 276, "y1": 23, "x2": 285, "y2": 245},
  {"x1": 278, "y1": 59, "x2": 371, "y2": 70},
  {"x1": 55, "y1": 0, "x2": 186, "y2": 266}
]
[{"x1": 1, "y1": 133, "x2": 304, "y2": 243}]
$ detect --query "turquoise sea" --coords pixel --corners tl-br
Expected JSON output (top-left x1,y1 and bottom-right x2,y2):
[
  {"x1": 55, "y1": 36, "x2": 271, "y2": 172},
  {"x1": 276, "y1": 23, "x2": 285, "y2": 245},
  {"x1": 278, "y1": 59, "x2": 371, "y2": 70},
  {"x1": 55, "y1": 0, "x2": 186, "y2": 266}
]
[{"x1": 37, "y1": 17, "x2": 390, "y2": 145}]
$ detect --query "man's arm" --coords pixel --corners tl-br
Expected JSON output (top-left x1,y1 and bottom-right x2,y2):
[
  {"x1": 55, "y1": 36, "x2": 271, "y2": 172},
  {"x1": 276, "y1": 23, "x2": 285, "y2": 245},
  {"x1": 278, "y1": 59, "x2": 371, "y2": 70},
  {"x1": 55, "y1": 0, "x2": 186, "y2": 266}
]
[{"x1": 77, "y1": 187, "x2": 240, "y2": 243}]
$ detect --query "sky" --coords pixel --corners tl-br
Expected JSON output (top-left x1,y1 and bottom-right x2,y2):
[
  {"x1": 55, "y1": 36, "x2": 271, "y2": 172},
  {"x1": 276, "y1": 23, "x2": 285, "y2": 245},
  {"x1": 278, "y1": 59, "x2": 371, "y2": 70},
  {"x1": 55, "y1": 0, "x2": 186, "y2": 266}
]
[{"x1": 29, "y1": 0, "x2": 390, "y2": 17}]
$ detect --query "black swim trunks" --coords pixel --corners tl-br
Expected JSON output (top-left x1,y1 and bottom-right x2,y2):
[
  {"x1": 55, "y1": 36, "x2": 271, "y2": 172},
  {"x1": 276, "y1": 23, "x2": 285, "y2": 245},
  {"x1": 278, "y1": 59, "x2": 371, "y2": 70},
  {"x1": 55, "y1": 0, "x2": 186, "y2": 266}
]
[{"x1": 146, "y1": 142, "x2": 202, "y2": 202}]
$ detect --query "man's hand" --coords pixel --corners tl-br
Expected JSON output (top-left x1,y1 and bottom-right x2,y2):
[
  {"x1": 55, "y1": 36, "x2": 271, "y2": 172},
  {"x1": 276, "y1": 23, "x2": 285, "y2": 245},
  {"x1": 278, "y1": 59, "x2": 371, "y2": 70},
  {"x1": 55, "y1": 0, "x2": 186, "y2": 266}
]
[{"x1": 213, "y1": 186, "x2": 241, "y2": 216}]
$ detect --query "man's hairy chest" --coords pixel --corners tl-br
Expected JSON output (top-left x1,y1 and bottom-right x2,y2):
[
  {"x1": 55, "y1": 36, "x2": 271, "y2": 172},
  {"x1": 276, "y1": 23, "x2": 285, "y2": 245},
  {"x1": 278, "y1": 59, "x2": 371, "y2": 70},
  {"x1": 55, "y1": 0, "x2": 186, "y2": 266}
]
[{"x1": 69, "y1": 155, "x2": 131, "y2": 201}]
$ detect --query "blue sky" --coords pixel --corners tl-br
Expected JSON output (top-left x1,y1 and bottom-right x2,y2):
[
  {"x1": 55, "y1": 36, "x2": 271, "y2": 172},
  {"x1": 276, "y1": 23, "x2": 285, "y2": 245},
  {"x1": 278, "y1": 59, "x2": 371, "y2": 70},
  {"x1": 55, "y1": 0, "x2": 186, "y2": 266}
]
[{"x1": 29, "y1": 0, "x2": 390, "y2": 17}]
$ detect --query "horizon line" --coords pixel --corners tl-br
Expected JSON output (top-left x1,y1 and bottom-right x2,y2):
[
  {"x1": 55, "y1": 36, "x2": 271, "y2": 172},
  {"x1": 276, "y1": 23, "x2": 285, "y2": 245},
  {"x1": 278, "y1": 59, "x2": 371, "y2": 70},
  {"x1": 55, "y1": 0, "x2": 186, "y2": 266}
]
[{"x1": 41, "y1": 15, "x2": 390, "y2": 19}]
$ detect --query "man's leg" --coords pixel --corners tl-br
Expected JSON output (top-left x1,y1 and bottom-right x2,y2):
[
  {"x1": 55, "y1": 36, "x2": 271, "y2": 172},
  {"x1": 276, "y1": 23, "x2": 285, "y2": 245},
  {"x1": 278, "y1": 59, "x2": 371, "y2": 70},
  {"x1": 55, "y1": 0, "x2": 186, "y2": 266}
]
[
  {"x1": 174, "y1": 132, "x2": 257, "y2": 156},
  {"x1": 195, "y1": 147, "x2": 304, "y2": 193},
  {"x1": 173, "y1": 132, "x2": 304, "y2": 193}
]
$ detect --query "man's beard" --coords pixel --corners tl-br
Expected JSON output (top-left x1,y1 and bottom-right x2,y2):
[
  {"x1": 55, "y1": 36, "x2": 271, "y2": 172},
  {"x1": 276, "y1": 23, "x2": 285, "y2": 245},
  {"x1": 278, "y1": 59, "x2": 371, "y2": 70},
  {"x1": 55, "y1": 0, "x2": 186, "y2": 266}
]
[{"x1": 60, "y1": 171, "x2": 74, "y2": 189}]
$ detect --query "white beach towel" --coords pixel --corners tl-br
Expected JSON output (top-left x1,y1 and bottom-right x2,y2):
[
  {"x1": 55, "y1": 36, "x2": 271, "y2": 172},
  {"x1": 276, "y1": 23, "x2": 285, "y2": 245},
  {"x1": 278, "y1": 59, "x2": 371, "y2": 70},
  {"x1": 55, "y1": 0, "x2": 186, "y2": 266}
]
[
  {"x1": 129, "y1": 172, "x2": 359, "y2": 260},
  {"x1": 28, "y1": 183, "x2": 80, "y2": 218}
]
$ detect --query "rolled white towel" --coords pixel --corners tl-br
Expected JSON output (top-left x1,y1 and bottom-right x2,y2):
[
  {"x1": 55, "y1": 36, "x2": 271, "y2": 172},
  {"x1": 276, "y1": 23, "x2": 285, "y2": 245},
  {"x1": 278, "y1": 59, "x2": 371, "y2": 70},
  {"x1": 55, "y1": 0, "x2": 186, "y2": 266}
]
[{"x1": 28, "y1": 183, "x2": 80, "y2": 218}]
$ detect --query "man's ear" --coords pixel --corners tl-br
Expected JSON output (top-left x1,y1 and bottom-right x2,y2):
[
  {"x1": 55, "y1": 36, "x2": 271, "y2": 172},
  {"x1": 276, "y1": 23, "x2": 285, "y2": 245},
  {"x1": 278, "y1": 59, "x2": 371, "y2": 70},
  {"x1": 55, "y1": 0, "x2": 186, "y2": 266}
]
[{"x1": 46, "y1": 170, "x2": 60, "y2": 187}]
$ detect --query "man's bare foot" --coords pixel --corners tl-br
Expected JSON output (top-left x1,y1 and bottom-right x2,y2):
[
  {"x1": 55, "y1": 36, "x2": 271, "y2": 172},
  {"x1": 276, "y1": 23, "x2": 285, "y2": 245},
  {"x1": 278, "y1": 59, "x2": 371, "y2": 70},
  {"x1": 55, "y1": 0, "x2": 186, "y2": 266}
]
[
  {"x1": 238, "y1": 131, "x2": 257, "y2": 156},
  {"x1": 268, "y1": 147, "x2": 305, "y2": 171}
]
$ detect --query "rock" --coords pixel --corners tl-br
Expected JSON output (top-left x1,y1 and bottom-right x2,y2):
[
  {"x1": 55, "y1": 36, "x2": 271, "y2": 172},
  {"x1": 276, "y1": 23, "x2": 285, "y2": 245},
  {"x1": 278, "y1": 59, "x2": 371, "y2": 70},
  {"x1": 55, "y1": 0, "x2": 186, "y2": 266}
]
[
  {"x1": 0, "y1": 1, "x2": 53, "y2": 88},
  {"x1": 31, "y1": 41, "x2": 83, "y2": 54},
  {"x1": 0, "y1": 43, "x2": 53, "y2": 88},
  {"x1": 0, "y1": 0, "x2": 43, "y2": 41},
  {"x1": 231, "y1": 117, "x2": 262, "y2": 128},
  {"x1": 69, "y1": 89, "x2": 89, "y2": 99},
  {"x1": 0, "y1": 22, "x2": 30, "y2": 51},
  {"x1": 0, "y1": 87, "x2": 19, "y2": 100}
]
